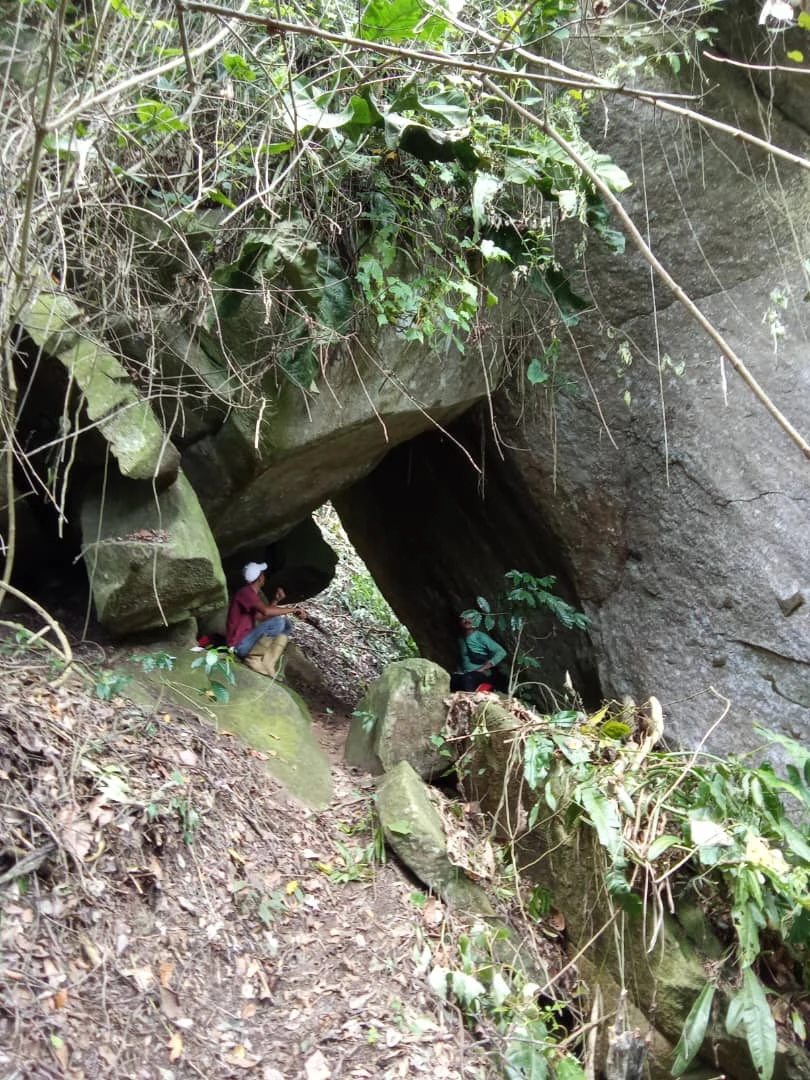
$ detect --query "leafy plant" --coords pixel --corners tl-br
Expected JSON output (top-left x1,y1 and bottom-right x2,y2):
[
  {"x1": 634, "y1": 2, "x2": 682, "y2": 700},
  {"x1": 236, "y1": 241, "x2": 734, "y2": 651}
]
[
  {"x1": 487, "y1": 703, "x2": 810, "y2": 1079},
  {"x1": 425, "y1": 922, "x2": 585, "y2": 1079},
  {"x1": 132, "y1": 651, "x2": 176, "y2": 673},
  {"x1": 191, "y1": 647, "x2": 236, "y2": 703},
  {"x1": 146, "y1": 771, "x2": 201, "y2": 846},
  {"x1": 94, "y1": 670, "x2": 132, "y2": 701},
  {"x1": 463, "y1": 569, "x2": 588, "y2": 695}
]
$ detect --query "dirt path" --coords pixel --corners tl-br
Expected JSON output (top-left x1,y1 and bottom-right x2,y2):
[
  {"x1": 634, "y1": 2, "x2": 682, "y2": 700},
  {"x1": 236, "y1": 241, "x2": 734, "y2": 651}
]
[{"x1": 0, "y1": 666, "x2": 488, "y2": 1080}]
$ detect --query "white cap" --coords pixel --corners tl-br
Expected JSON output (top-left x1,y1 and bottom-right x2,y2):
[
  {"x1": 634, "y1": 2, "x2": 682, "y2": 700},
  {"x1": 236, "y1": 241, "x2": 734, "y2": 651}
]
[{"x1": 243, "y1": 561, "x2": 268, "y2": 583}]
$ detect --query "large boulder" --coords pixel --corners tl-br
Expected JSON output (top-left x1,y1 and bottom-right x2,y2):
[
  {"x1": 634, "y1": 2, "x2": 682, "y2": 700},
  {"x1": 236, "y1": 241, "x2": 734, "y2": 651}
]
[
  {"x1": 81, "y1": 472, "x2": 226, "y2": 635},
  {"x1": 376, "y1": 760, "x2": 493, "y2": 914},
  {"x1": 345, "y1": 658, "x2": 451, "y2": 779},
  {"x1": 336, "y1": 51, "x2": 810, "y2": 762},
  {"x1": 182, "y1": 317, "x2": 502, "y2": 553},
  {"x1": 456, "y1": 701, "x2": 810, "y2": 1080}
]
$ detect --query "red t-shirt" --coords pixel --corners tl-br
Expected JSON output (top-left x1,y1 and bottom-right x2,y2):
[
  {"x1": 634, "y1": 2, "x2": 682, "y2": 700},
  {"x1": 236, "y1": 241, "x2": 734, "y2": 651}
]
[{"x1": 226, "y1": 584, "x2": 262, "y2": 647}]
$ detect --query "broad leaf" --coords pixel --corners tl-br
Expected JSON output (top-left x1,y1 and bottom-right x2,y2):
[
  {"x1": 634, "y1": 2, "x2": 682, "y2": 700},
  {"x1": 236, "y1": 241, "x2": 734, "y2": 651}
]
[
  {"x1": 505, "y1": 1020, "x2": 550, "y2": 1080},
  {"x1": 471, "y1": 172, "x2": 501, "y2": 237},
  {"x1": 672, "y1": 981, "x2": 715, "y2": 1075},
  {"x1": 524, "y1": 733, "x2": 554, "y2": 791},
  {"x1": 578, "y1": 783, "x2": 622, "y2": 857},
  {"x1": 554, "y1": 1056, "x2": 586, "y2": 1080},
  {"x1": 726, "y1": 970, "x2": 776, "y2": 1080},
  {"x1": 360, "y1": 0, "x2": 447, "y2": 43},
  {"x1": 450, "y1": 969, "x2": 485, "y2": 1005},
  {"x1": 526, "y1": 358, "x2": 549, "y2": 385},
  {"x1": 647, "y1": 834, "x2": 680, "y2": 860}
]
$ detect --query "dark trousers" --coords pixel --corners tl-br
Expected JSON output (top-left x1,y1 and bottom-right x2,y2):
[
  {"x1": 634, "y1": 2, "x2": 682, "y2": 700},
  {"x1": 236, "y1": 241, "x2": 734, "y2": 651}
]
[{"x1": 450, "y1": 669, "x2": 508, "y2": 693}]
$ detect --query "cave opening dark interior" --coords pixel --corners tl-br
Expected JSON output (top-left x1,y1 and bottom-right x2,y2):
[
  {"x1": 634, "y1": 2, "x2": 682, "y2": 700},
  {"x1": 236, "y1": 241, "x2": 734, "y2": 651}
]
[{"x1": 5, "y1": 344, "x2": 601, "y2": 711}]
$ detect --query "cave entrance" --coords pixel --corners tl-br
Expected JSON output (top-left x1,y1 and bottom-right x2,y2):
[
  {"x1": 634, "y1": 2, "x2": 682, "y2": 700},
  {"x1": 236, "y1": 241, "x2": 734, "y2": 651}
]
[{"x1": 333, "y1": 406, "x2": 601, "y2": 708}]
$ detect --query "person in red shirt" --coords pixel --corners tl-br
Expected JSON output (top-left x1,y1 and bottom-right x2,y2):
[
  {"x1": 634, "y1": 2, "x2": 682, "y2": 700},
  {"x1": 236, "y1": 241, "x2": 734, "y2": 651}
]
[{"x1": 226, "y1": 561, "x2": 303, "y2": 659}]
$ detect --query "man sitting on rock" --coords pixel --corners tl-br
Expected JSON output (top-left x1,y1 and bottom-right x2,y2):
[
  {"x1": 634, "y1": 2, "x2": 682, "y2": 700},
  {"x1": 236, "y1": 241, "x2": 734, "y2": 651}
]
[
  {"x1": 226, "y1": 562, "x2": 304, "y2": 678},
  {"x1": 450, "y1": 611, "x2": 508, "y2": 693}
]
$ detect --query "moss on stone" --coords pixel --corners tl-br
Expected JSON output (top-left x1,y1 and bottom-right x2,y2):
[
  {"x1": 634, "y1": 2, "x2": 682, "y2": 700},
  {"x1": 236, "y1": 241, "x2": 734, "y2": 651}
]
[
  {"x1": 132, "y1": 651, "x2": 332, "y2": 809},
  {"x1": 345, "y1": 659, "x2": 451, "y2": 779},
  {"x1": 377, "y1": 760, "x2": 493, "y2": 914},
  {"x1": 81, "y1": 472, "x2": 226, "y2": 635}
]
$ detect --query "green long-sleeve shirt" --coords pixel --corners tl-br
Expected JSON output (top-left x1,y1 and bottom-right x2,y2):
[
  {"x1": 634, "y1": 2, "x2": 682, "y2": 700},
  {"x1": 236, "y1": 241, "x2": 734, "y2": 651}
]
[{"x1": 458, "y1": 630, "x2": 507, "y2": 672}]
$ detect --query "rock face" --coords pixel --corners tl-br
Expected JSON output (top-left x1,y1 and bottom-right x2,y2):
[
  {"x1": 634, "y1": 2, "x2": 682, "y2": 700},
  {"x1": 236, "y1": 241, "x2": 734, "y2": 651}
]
[
  {"x1": 457, "y1": 702, "x2": 810, "y2": 1080},
  {"x1": 182, "y1": 313, "x2": 502, "y2": 554},
  {"x1": 345, "y1": 659, "x2": 452, "y2": 779},
  {"x1": 132, "y1": 649, "x2": 332, "y2": 809},
  {"x1": 337, "y1": 58, "x2": 810, "y2": 762},
  {"x1": 81, "y1": 474, "x2": 226, "y2": 635}
]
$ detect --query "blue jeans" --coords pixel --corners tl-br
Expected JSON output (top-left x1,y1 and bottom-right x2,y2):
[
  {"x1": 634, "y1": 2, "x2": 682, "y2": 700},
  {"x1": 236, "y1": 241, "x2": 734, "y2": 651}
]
[{"x1": 235, "y1": 616, "x2": 292, "y2": 659}]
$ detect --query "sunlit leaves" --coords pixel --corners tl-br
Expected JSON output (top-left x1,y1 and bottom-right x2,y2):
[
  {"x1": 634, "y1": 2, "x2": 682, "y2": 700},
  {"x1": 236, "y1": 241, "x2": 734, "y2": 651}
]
[
  {"x1": 133, "y1": 99, "x2": 187, "y2": 133},
  {"x1": 359, "y1": 0, "x2": 448, "y2": 43}
]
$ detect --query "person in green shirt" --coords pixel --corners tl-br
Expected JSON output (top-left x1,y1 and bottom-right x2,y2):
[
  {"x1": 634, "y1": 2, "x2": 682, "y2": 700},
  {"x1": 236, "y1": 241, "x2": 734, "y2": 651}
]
[{"x1": 450, "y1": 613, "x2": 509, "y2": 692}]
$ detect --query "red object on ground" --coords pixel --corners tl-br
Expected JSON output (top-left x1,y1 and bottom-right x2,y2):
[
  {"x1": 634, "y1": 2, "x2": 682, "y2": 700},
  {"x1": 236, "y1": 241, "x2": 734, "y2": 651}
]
[{"x1": 478, "y1": 682, "x2": 493, "y2": 693}]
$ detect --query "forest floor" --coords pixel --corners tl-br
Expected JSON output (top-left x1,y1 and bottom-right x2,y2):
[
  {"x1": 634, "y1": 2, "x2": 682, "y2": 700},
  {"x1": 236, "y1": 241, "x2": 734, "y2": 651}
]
[
  {"x1": 0, "y1": 511, "x2": 574, "y2": 1079},
  {"x1": 0, "y1": 652, "x2": 495, "y2": 1080}
]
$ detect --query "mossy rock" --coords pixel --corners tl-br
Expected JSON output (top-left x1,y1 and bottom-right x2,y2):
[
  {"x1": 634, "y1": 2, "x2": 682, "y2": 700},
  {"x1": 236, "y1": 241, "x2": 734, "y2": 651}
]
[
  {"x1": 345, "y1": 659, "x2": 451, "y2": 779},
  {"x1": 131, "y1": 650, "x2": 332, "y2": 809},
  {"x1": 376, "y1": 760, "x2": 492, "y2": 914},
  {"x1": 81, "y1": 472, "x2": 226, "y2": 635}
]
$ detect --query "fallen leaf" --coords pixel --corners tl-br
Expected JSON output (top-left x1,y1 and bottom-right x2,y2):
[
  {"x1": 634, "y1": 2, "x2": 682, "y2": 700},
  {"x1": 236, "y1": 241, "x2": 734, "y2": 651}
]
[
  {"x1": 285, "y1": 880, "x2": 299, "y2": 895},
  {"x1": 159, "y1": 961, "x2": 174, "y2": 988},
  {"x1": 126, "y1": 964, "x2": 154, "y2": 992},
  {"x1": 57, "y1": 806, "x2": 94, "y2": 861},
  {"x1": 422, "y1": 897, "x2": 444, "y2": 928},
  {"x1": 304, "y1": 1050, "x2": 331, "y2": 1080},
  {"x1": 52, "y1": 988, "x2": 68, "y2": 1010},
  {"x1": 49, "y1": 1033, "x2": 68, "y2": 1070},
  {"x1": 168, "y1": 1032, "x2": 183, "y2": 1062},
  {"x1": 160, "y1": 985, "x2": 181, "y2": 1020}
]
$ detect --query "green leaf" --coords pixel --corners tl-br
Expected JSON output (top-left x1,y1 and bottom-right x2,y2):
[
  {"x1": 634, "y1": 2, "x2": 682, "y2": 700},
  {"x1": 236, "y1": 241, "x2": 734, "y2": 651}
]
[
  {"x1": 505, "y1": 1020, "x2": 550, "y2": 1079},
  {"x1": 726, "y1": 970, "x2": 776, "y2": 1080},
  {"x1": 283, "y1": 89, "x2": 355, "y2": 131},
  {"x1": 524, "y1": 733, "x2": 554, "y2": 791},
  {"x1": 799, "y1": 9, "x2": 810, "y2": 28},
  {"x1": 264, "y1": 140, "x2": 295, "y2": 154},
  {"x1": 134, "y1": 99, "x2": 187, "y2": 133},
  {"x1": 384, "y1": 113, "x2": 477, "y2": 167},
  {"x1": 489, "y1": 969, "x2": 511, "y2": 1006},
  {"x1": 672, "y1": 981, "x2": 715, "y2": 1075},
  {"x1": 647, "y1": 834, "x2": 680, "y2": 860},
  {"x1": 222, "y1": 53, "x2": 257, "y2": 81},
  {"x1": 554, "y1": 1056, "x2": 586, "y2": 1080},
  {"x1": 476, "y1": 595, "x2": 491, "y2": 613},
  {"x1": 360, "y1": 0, "x2": 447, "y2": 43},
  {"x1": 418, "y1": 88, "x2": 469, "y2": 126},
  {"x1": 578, "y1": 784, "x2": 622, "y2": 857},
  {"x1": 527, "y1": 358, "x2": 549, "y2": 385},
  {"x1": 787, "y1": 49, "x2": 805, "y2": 62},
  {"x1": 209, "y1": 681, "x2": 231, "y2": 703},
  {"x1": 450, "y1": 969, "x2": 485, "y2": 1005}
]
